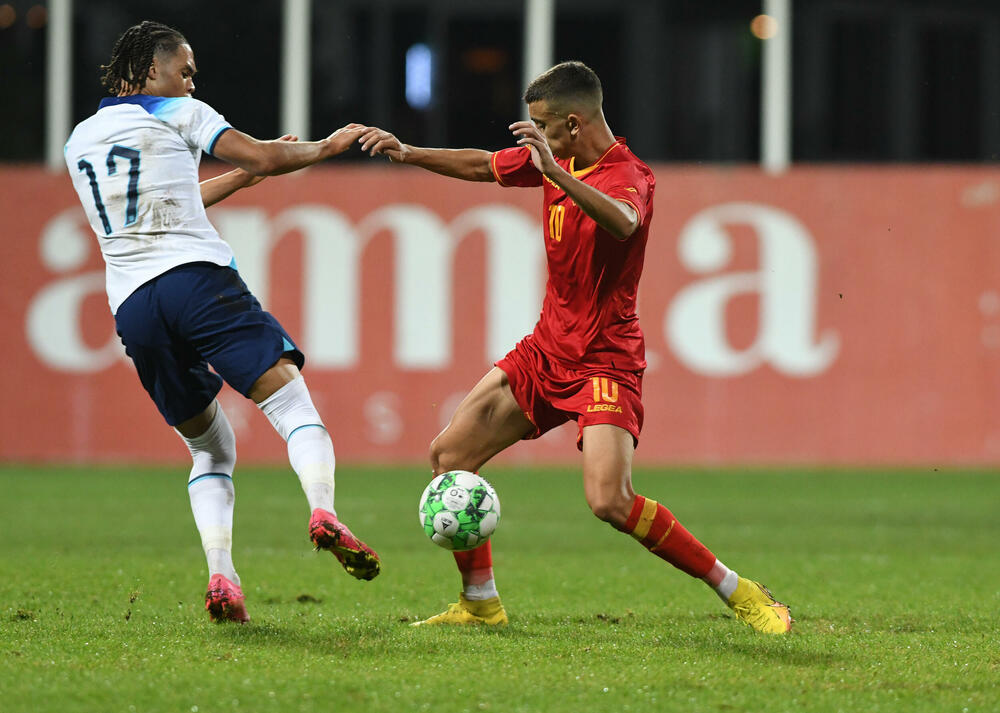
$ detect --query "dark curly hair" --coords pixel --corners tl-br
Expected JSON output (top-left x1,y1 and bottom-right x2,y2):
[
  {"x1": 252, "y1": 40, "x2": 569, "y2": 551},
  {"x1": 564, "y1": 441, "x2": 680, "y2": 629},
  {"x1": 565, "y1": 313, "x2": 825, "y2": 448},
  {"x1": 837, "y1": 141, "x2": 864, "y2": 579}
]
[{"x1": 100, "y1": 21, "x2": 187, "y2": 95}]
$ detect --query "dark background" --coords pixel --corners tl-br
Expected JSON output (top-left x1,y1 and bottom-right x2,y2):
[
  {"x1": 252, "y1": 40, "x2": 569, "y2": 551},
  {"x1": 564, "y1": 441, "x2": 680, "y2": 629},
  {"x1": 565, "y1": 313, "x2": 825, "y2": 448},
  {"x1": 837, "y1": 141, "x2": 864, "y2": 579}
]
[{"x1": 2, "y1": 0, "x2": 997, "y2": 162}]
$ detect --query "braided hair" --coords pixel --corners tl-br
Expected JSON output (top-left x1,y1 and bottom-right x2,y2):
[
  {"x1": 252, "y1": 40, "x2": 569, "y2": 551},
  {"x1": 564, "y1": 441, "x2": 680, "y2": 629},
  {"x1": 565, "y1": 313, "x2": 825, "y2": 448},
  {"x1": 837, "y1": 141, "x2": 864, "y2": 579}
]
[{"x1": 100, "y1": 21, "x2": 187, "y2": 95}]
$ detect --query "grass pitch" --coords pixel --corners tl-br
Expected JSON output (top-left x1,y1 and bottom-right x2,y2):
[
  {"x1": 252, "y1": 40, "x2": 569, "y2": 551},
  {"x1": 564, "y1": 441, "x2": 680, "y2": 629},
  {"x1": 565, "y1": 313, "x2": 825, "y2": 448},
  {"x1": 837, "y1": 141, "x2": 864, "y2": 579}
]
[{"x1": 1, "y1": 464, "x2": 997, "y2": 713}]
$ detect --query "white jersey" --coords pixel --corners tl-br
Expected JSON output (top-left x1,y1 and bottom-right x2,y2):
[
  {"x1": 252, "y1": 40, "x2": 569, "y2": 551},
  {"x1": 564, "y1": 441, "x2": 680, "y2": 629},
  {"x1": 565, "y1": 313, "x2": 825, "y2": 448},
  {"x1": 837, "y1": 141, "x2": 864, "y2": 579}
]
[{"x1": 64, "y1": 95, "x2": 235, "y2": 314}]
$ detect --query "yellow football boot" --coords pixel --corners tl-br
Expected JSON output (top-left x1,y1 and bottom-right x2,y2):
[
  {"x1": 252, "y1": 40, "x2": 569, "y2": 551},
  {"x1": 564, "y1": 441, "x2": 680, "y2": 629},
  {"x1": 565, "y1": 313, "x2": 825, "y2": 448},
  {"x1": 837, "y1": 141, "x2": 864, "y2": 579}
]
[
  {"x1": 410, "y1": 593, "x2": 508, "y2": 627},
  {"x1": 727, "y1": 577, "x2": 793, "y2": 634}
]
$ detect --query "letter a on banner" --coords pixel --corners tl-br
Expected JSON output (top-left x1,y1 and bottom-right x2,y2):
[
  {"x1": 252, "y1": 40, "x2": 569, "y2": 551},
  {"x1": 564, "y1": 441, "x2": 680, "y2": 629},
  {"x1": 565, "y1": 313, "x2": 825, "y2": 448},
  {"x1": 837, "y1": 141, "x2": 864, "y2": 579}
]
[{"x1": 667, "y1": 202, "x2": 839, "y2": 377}]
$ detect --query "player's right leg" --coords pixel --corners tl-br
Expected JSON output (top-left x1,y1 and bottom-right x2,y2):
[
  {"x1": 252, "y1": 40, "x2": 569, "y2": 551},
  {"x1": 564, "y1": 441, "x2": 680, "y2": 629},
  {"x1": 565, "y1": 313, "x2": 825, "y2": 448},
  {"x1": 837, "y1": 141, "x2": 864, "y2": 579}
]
[
  {"x1": 175, "y1": 401, "x2": 248, "y2": 623},
  {"x1": 114, "y1": 273, "x2": 249, "y2": 623},
  {"x1": 412, "y1": 367, "x2": 535, "y2": 627},
  {"x1": 429, "y1": 367, "x2": 535, "y2": 474}
]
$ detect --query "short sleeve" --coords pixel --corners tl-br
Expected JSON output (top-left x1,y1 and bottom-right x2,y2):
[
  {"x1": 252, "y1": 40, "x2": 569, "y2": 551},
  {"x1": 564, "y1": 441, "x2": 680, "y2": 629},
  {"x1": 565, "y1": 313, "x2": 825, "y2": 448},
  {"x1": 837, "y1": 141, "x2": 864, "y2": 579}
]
[
  {"x1": 491, "y1": 146, "x2": 543, "y2": 188},
  {"x1": 603, "y1": 166, "x2": 654, "y2": 226},
  {"x1": 159, "y1": 98, "x2": 232, "y2": 156}
]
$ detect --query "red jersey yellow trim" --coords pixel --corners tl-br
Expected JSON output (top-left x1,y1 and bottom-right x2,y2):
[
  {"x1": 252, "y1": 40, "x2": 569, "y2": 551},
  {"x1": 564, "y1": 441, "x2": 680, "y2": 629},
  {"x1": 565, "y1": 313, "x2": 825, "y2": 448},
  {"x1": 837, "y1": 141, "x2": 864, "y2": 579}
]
[
  {"x1": 543, "y1": 174, "x2": 561, "y2": 190},
  {"x1": 617, "y1": 197, "x2": 641, "y2": 218},
  {"x1": 568, "y1": 140, "x2": 624, "y2": 180},
  {"x1": 490, "y1": 151, "x2": 508, "y2": 186}
]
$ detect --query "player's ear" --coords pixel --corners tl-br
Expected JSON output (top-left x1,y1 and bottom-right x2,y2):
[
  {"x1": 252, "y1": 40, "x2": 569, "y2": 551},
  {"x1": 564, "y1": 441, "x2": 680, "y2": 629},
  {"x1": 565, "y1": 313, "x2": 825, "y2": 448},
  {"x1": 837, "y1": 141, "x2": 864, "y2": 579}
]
[{"x1": 566, "y1": 113, "x2": 582, "y2": 138}]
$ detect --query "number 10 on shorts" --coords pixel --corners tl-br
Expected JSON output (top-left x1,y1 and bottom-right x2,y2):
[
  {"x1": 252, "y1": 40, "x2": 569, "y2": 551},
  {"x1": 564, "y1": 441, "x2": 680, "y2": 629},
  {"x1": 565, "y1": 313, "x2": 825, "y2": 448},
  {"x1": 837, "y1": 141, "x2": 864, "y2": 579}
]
[{"x1": 592, "y1": 377, "x2": 618, "y2": 404}]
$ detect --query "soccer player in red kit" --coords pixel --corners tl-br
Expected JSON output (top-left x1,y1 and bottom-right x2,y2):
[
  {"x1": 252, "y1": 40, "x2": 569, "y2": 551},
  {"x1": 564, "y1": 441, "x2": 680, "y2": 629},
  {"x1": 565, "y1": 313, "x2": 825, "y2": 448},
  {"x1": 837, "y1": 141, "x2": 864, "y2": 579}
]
[{"x1": 359, "y1": 61, "x2": 792, "y2": 633}]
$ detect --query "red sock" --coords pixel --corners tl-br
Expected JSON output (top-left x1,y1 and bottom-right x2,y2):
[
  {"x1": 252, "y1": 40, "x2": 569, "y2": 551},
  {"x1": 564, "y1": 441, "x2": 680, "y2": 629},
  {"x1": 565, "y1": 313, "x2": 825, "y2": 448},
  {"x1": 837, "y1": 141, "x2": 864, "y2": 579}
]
[
  {"x1": 622, "y1": 495, "x2": 716, "y2": 578},
  {"x1": 454, "y1": 540, "x2": 494, "y2": 587}
]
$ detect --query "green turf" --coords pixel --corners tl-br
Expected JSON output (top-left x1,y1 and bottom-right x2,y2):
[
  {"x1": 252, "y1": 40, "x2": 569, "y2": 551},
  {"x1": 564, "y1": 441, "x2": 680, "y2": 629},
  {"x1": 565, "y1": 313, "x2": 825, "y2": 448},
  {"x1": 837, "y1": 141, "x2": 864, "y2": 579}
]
[{"x1": 1, "y1": 464, "x2": 997, "y2": 713}]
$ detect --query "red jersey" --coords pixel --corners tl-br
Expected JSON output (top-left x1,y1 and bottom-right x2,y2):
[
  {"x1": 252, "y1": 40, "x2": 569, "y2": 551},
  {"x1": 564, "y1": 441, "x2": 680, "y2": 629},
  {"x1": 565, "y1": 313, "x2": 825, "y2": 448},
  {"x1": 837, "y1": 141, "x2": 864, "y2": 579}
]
[{"x1": 490, "y1": 138, "x2": 655, "y2": 371}]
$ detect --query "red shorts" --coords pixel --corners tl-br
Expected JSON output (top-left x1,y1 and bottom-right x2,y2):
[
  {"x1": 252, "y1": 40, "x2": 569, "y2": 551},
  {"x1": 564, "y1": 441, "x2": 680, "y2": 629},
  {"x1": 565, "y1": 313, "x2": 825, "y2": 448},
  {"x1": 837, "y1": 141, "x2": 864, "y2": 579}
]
[{"x1": 495, "y1": 335, "x2": 644, "y2": 450}]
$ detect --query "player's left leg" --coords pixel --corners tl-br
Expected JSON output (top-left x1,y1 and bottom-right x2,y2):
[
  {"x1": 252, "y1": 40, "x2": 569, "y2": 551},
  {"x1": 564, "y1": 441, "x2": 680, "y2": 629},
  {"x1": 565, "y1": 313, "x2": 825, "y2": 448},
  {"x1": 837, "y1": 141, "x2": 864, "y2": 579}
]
[
  {"x1": 252, "y1": 358, "x2": 380, "y2": 581},
  {"x1": 580, "y1": 424, "x2": 792, "y2": 634},
  {"x1": 582, "y1": 424, "x2": 719, "y2": 576},
  {"x1": 175, "y1": 263, "x2": 377, "y2": 580}
]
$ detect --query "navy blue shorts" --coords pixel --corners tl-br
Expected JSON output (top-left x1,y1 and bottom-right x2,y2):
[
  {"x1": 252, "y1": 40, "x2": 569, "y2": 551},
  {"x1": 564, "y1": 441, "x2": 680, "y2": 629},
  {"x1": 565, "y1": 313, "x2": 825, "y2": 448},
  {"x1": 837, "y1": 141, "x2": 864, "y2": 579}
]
[{"x1": 114, "y1": 262, "x2": 304, "y2": 426}]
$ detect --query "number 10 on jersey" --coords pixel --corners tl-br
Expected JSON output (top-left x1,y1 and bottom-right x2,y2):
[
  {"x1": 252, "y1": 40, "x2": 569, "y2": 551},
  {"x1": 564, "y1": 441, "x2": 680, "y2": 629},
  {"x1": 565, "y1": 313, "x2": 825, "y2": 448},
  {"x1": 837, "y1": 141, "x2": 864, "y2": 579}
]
[{"x1": 548, "y1": 204, "x2": 565, "y2": 242}]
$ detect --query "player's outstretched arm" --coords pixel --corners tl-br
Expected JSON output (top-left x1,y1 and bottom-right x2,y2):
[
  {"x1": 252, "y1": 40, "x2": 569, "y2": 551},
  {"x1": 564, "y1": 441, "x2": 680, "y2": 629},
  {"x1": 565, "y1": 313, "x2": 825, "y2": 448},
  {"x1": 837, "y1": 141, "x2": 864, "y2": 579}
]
[
  {"x1": 200, "y1": 135, "x2": 299, "y2": 207},
  {"x1": 358, "y1": 126, "x2": 494, "y2": 182},
  {"x1": 510, "y1": 120, "x2": 639, "y2": 240},
  {"x1": 212, "y1": 124, "x2": 366, "y2": 177}
]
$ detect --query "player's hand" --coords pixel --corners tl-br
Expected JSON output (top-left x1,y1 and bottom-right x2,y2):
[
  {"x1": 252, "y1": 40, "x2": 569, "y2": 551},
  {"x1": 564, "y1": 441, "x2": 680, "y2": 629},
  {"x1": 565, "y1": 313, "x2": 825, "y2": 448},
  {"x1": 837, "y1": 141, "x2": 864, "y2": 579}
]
[
  {"x1": 245, "y1": 134, "x2": 299, "y2": 186},
  {"x1": 509, "y1": 120, "x2": 557, "y2": 175},
  {"x1": 324, "y1": 123, "x2": 368, "y2": 156},
  {"x1": 358, "y1": 126, "x2": 408, "y2": 162}
]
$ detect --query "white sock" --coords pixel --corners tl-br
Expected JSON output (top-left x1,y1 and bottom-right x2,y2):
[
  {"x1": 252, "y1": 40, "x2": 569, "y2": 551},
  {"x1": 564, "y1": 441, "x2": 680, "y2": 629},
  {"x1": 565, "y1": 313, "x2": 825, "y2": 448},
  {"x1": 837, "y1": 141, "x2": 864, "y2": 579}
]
[
  {"x1": 708, "y1": 561, "x2": 740, "y2": 602},
  {"x1": 288, "y1": 425, "x2": 336, "y2": 513},
  {"x1": 188, "y1": 475, "x2": 239, "y2": 585},
  {"x1": 177, "y1": 404, "x2": 236, "y2": 480},
  {"x1": 177, "y1": 406, "x2": 239, "y2": 585},
  {"x1": 258, "y1": 377, "x2": 336, "y2": 514},
  {"x1": 464, "y1": 577, "x2": 499, "y2": 601}
]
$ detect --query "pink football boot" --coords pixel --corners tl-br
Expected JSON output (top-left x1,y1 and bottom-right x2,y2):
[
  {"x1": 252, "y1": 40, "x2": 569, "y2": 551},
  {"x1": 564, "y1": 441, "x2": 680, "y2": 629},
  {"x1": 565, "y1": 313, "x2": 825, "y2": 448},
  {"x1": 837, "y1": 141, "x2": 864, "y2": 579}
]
[
  {"x1": 308, "y1": 508, "x2": 381, "y2": 581},
  {"x1": 204, "y1": 573, "x2": 250, "y2": 623}
]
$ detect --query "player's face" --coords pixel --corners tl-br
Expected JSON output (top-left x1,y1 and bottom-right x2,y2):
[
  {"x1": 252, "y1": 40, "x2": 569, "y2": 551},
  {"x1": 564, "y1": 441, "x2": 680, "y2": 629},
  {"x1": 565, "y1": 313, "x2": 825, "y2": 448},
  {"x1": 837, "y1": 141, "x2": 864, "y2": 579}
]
[
  {"x1": 144, "y1": 43, "x2": 197, "y2": 98},
  {"x1": 527, "y1": 100, "x2": 578, "y2": 159}
]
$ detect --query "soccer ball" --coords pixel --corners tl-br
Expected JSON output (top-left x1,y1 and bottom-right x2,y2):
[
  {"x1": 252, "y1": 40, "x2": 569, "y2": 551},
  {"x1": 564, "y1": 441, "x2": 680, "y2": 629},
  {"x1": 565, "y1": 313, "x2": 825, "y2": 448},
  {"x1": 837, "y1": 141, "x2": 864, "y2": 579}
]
[{"x1": 418, "y1": 470, "x2": 501, "y2": 550}]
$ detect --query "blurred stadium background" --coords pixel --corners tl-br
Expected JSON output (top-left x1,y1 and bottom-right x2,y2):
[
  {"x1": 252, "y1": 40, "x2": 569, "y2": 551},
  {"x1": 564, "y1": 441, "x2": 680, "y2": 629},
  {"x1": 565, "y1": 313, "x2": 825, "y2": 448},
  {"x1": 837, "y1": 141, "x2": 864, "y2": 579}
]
[{"x1": 3, "y1": 0, "x2": 1000, "y2": 466}]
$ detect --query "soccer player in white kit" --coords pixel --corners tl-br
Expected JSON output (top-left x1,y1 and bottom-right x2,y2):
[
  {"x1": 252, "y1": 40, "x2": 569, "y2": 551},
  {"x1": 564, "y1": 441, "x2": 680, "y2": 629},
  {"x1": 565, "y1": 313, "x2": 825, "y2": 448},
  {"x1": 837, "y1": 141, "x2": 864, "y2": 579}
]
[{"x1": 64, "y1": 21, "x2": 379, "y2": 623}]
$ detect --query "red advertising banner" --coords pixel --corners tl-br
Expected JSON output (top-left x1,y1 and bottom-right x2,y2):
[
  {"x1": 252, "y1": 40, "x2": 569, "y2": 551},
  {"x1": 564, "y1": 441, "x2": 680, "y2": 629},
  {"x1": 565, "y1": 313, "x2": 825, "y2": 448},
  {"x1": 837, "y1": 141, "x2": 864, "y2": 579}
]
[{"x1": 2, "y1": 165, "x2": 1000, "y2": 465}]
